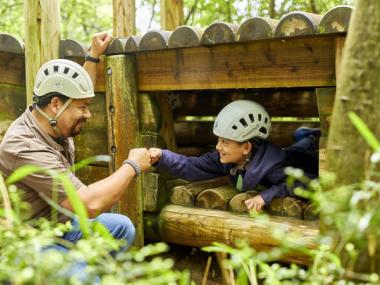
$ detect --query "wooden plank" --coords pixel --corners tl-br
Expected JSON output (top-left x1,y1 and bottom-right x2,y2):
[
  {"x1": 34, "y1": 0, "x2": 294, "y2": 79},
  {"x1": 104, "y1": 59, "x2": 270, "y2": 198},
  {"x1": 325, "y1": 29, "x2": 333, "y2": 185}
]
[
  {"x1": 0, "y1": 52, "x2": 25, "y2": 86},
  {"x1": 137, "y1": 34, "x2": 340, "y2": 91},
  {"x1": 142, "y1": 172, "x2": 168, "y2": 212},
  {"x1": 75, "y1": 165, "x2": 109, "y2": 185},
  {"x1": 105, "y1": 54, "x2": 144, "y2": 246},
  {"x1": 0, "y1": 83, "x2": 26, "y2": 120},
  {"x1": 170, "y1": 89, "x2": 318, "y2": 117},
  {"x1": 145, "y1": 205, "x2": 319, "y2": 265},
  {"x1": 174, "y1": 121, "x2": 320, "y2": 148},
  {"x1": 73, "y1": 127, "x2": 108, "y2": 164}
]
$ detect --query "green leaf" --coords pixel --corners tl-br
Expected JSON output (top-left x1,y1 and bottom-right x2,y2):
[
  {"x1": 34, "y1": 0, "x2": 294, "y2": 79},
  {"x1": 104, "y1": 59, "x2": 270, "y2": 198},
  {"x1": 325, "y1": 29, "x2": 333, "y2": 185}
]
[
  {"x1": 6, "y1": 165, "x2": 46, "y2": 185},
  {"x1": 348, "y1": 111, "x2": 380, "y2": 151}
]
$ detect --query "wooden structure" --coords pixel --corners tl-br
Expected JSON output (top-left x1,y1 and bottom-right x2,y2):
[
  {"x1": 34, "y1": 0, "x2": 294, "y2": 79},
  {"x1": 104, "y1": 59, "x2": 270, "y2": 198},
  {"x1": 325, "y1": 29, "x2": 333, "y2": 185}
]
[{"x1": 0, "y1": 5, "x2": 353, "y2": 265}]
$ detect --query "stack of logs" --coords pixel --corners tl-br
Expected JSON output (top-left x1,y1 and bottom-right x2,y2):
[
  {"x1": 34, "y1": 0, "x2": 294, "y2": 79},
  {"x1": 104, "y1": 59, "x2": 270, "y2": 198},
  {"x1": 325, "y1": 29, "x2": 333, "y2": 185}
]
[{"x1": 168, "y1": 176, "x2": 319, "y2": 221}]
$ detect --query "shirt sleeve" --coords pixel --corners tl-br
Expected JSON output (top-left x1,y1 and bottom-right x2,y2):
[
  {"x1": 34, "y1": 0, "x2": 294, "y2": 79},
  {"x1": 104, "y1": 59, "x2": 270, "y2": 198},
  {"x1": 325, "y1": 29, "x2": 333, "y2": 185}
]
[
  {"x1": 14, "y1": 149, "x2": 84, "y2": 204},
  {"x1": 155, "y1": 149, "x2": 227, "y2": 181}
]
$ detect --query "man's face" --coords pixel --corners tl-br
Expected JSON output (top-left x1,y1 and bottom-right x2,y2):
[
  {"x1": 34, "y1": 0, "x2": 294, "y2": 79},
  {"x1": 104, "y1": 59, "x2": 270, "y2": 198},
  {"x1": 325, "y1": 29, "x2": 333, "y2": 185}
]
[{"x1": 58, "y1": 98, "x2": 92, "y2": 137}]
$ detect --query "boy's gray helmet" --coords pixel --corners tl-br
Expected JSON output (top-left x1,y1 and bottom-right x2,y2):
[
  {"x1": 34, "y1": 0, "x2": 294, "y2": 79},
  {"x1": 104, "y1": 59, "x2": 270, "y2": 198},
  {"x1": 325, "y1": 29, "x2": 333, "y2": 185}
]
[{"x1": 213, "y1": 100, "x2": 271, "y2": 142}]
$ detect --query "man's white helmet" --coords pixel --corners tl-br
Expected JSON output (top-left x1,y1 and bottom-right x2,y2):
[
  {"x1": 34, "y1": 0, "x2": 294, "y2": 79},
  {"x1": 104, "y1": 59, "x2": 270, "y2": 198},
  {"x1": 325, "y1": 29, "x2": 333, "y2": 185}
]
[
  {"x1": 213, "y1": 100, "x2": 271, "y2": 142},
  {"x1": 33, "y1": 59, "x2": 94, "y2": 99}
]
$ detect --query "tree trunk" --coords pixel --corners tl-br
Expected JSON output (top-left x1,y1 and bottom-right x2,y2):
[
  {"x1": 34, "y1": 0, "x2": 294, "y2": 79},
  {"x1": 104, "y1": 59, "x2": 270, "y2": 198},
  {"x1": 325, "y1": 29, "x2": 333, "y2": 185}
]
[
  {"x1": 113, "y1": 0, "x2": 136, "y2": 36},
  {"x1": 326, "y1": 0, "x2": 380, "y2": 273},
  {"x1": 160, "y1": 0, "x2": 184, "y2": 30},
  {"x1": 269, "y1": 0, "x2": 276, "y2": 19}
]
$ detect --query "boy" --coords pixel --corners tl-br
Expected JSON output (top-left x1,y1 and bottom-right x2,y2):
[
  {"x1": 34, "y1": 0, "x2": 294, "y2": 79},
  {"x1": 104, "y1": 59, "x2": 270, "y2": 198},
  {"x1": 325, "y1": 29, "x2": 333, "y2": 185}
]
[{"x1": 149, "y1": 100, "x2": 319, "y2": 211}]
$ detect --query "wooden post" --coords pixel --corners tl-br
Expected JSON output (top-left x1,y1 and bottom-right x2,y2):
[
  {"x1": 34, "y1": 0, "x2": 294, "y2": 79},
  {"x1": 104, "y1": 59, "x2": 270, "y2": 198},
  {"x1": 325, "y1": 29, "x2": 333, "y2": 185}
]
[
  {"x1": 105, "y1": 55, "x2": 144, "y2": 246},
  {"x1": 113, "y1": 0, "x2": 136, "y2": 37},
  {"x1": 24, "y1": 0, "x2": 60, "y2": 105},
  {"x1": 160, "y1": 0, "x2": 184, "y2": 30}
]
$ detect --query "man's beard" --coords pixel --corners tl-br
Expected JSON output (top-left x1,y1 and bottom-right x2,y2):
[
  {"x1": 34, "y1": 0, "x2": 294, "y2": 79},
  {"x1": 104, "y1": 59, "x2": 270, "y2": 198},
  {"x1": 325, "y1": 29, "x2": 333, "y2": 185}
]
[{"x1": 69, "y1": 118, "x2": 86, "y2": 137}]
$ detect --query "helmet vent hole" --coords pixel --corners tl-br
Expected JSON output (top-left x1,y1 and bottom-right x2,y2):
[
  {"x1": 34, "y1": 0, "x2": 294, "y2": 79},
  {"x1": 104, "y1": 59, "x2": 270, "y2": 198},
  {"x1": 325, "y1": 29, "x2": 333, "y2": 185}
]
[
  {"x1": 258, "y1": 114, "x2": 262, "y2": 121},
  {"x1": 72, "y1": 72, "x2": 79, "y2": 79},
  {"x1": 249, "y1": 114, "x2": 254, "y2": 122},
  {"x1": 232, "y1": 125, "x2": 238, "y2": 130},
  {"x1": 264, "y1": 117, "x2": 268, "y2": 123},
  {"x1": 239, "y1": 118, "x2": 248, "y2": 127},
  {"x1": 259, "y1": 127, "x2": 267, "y2": 134},
  {"x1": 44, "y1": 69, "x2": 49, "y2": 76},
  {"x1": 63, "y1": 67, "x2": 70, "y2": 74},
  {"x1": 53, "y1": 65, "x2": 59, "y2": 73}
]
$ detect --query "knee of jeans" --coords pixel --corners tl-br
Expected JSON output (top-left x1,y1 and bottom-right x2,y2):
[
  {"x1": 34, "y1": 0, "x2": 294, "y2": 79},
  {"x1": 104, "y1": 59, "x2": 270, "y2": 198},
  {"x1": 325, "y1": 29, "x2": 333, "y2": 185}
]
[{"x1": 96, "y1": 213, "x2": 135, "y2": 245}]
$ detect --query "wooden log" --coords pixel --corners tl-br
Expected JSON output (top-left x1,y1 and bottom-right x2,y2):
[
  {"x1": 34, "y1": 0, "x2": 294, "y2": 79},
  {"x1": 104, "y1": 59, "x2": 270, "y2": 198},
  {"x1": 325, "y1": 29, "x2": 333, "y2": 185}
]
[
  {"x1": 0, "y1": 33, "x2": 24, "y2": 54},
  {"x1": 303, "y1": 203, "x2": 319, "y2": 221},
  {"x1": 139, "y1": 93, "x2": 161, "y2": 132},
  {"x1": 105, "y1": 54, "x2": 144, "y2": 246},
  {"x1": 195, "y1": 185, "x2": 239, "y2": 210},
  {"x1": 139, "y1": 30, "x2": 172, "y2": 51},
  {"x1": 237, "y1": 17, "x2": 279, "y2": 42},
  {"x1": 125, "y1": 36, "x2": 142, "y2": 52},
  {"x1": 75, "y1": 165, "x2": 109, "y2": 185},
  {"x1": 166, "y1": 178, "x2": 190, "y2": 189},
  {"x1": 267, "y1": 197, "x2": 304, "y2": 219},
  {"x1": 143, "y1": 172, "x2": 168, "y2": 212},
  {"x1": 169, "y1": 176, "x2": 231, "y2": 207},
  {"x1": 145, "y1": 205, "x2": 319, "y2": 265},
  {"x1": 168, "y1": 25, "x2": 203, "y2": 48},
  {"x1": 274, "y1": 12, "x2": 322, "y2": 37},
  {"x1": 86, "y1": 92, "x2": 107, "y2": 129},
  {"x1": 106, "y1": 37, "x2": 127, "y2": 55},
  {"x1": 171, "y1": 89, "x2": 318, "y2": 118},
  {"x1": 229, "y1": 191, "x2": 258, "y2": 212},
  {"x1": 200, "y1": 22, "x2": 239, "y2": 45},
  {"x1": 316, "y1": 88, "x2": 335, "y2": 137},
  {"x1": 113, "y1": 0, "x2": 135, "y2": 37},
  {"x1": 319, "y1": 5, "x2": 353, "y2": 34},
  {"x1": 0, "y1": 52, "x2": 25, "y2": 86},
  {"x1": 59, "y1": 39, "x2": 87, "y2": 58},
  {"x1": 160, "y1": 0, "x2": 184, "y2": 31},
  {"x1": 174, "y1": 121, "x2": 320, "y2": 148},
  {"x1": 136, "y1": 34, "x2": 340, "y2": 91},
  {"x1": 24, "y1": 0, "x2": 60, "y2": 105}
]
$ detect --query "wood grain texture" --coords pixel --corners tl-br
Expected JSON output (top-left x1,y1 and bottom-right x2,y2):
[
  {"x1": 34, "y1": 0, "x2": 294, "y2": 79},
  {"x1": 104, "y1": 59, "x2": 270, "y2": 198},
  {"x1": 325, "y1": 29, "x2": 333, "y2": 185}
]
[
  {"x1": 200, "y1": 22, "x2": 239, "y2": 45},
  {"x1": 319, "y1": 5, "x2": 353, "y2": 33},
  {"x1": 146, "y1": 205, "x2": 319, "y2": 265},
  {"x1": 168, "y1": 26, "x2": 203, "y2": 48},
  {"x1": 113, "y1": 0, "x2": 136, "y2": 36},
  {"x1": 137, "y1": 35, "x2": 340, "y2": 91},
  {"x1": 0, "y1": 33, "x2": 24, "y2": 54},
  {"x1": 275, "y1": 12, "x2": 322, "y2": 37},
  {"x1": 0, "y1": 52, "x2": 25, "y2": 86},
  {"x1": 237, "y1": 17, "x2": 279, "y2": 41},
  {"x1": 195, "y1": 185, "x2": 239, "y2": 210}
]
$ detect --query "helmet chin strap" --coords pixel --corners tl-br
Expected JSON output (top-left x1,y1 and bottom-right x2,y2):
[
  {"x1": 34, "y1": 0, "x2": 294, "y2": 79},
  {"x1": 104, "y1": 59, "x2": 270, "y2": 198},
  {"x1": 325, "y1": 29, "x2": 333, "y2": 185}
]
[{"x1": 35, "y1": 98, "x2": 73, "y2": 137}]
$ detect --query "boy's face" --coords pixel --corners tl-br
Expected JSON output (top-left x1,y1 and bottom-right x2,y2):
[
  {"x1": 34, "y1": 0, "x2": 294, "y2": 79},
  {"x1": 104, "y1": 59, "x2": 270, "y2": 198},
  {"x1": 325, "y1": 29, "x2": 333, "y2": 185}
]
[{"x1": 215, "y1": 137, "x2": 251, "y2": 165}]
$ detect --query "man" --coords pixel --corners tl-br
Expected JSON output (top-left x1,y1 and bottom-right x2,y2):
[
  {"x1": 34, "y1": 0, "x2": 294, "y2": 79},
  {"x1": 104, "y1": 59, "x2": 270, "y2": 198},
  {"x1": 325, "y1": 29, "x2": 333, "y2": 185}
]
[{"x1": 0, "y1": 32, "x2": 151, "y2": 247}]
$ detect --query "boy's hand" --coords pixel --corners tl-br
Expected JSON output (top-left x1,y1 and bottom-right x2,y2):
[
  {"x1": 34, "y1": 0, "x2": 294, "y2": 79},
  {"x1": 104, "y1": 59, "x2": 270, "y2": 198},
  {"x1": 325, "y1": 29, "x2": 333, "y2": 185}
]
[
  {"x1": 127, "y1": 148, "x2": 151, "y2": 172},
  {"x1": 89, "y1": 31, "x2": 112, "y2": 58},
  {"x1": 244, "y1": 195, "x2": 265, "y2": 211},
  {"x1": 149, "y1": 148, "x2": 162, "y2": 164}
]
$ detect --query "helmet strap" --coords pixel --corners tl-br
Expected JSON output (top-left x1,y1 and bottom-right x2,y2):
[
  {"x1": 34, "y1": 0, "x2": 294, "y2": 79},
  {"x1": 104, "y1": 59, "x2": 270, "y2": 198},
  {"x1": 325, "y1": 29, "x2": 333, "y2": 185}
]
[{"x1": 35, "y1": 98, "x2": 73, "y2": 136}]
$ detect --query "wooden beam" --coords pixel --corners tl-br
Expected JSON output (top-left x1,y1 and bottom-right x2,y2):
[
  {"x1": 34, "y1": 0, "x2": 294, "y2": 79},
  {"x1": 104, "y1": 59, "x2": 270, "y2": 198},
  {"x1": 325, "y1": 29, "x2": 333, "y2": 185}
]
[
  {"x1": 105, "y1": 55, "x2": 144, "y2": 246},
  {"x1": 195, "y1": 185, "x2": 239, "y2": 210},
  {"x1": 24, "y1": 0, "x2": 60, "y2": 105},
  {"x1": 136, "y1": 35, "x2": 340, "y2": 91},
  {"x1": 113, "y1": 0, "x2": 136, "y2": 36},
  {"x1": 145, "y1": 205, "x2": 319, "y2": 265},
  {"x1": 160, "y1": 0, "x2": 183, "y2": 31}
]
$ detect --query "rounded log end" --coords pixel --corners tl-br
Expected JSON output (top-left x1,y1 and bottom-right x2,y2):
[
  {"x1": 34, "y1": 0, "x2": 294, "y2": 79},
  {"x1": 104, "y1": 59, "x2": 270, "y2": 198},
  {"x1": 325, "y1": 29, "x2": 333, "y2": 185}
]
[
  {"x1": 59, "y1": 39, "x2": 88, "y2": 58},
  {"x1": 0, "y1": 33, "x2": 24, "y2": 54},
  {"x1": 139, "y1": 30, "x2": 172, "y2": 51},
  {"x1": 168, "y1": 25, "x2": 203, "y2": 48},
  {"x1": 195, "y1": 189, "x2": 229, "y2": 210},
  {"x1": 319, "y1": 5, "x2": 353, "y2": 34},
  {"x1": 229, "y1": 191, "x2": 257, "y2": 212},
  {"x1": 106, "y1": 37, "x2": 127, "y2": 55},
  {"x1": 125, "y1": 36, "x2": 142, "y2": 52},
  {"x1": 274, "y1": 11, "x2": 322, "y2": 37},
  {"x1": 303, "y1": 203, "x2": 319, "y2": 221},
  {"x1": 237, "y1": 17, "x2": 279, "y2": 42},
  {"x1": 200, "y1": 22, "x2": 238, "y2": 45}
]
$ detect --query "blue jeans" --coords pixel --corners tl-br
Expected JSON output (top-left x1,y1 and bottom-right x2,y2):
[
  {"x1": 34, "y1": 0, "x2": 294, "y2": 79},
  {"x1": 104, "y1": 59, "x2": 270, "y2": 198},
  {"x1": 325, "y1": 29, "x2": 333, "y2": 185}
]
[{"x1": 63, "y1": 213, "x2": 136, "y2": 248}]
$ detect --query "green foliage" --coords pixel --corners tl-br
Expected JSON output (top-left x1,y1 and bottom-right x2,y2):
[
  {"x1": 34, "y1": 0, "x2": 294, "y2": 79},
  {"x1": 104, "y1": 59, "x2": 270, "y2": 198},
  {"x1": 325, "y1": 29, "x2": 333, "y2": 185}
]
[{"x1": 0, "y1": 157, "x2": 191, "y2": 284}]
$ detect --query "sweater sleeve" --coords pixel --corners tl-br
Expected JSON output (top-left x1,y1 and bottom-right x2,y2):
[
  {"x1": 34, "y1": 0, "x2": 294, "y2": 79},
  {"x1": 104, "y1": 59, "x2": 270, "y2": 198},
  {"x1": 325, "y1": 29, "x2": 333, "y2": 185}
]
[{"x1": 154, "y1": 149, "x2": 227, "y2": 181}]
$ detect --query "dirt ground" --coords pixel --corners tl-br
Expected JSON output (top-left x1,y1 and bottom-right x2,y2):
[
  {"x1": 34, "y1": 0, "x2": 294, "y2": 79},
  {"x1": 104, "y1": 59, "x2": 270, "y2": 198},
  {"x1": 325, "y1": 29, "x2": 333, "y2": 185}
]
[{"x1": 161, "y1": 243, "x2": 224, "y2": 285}]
